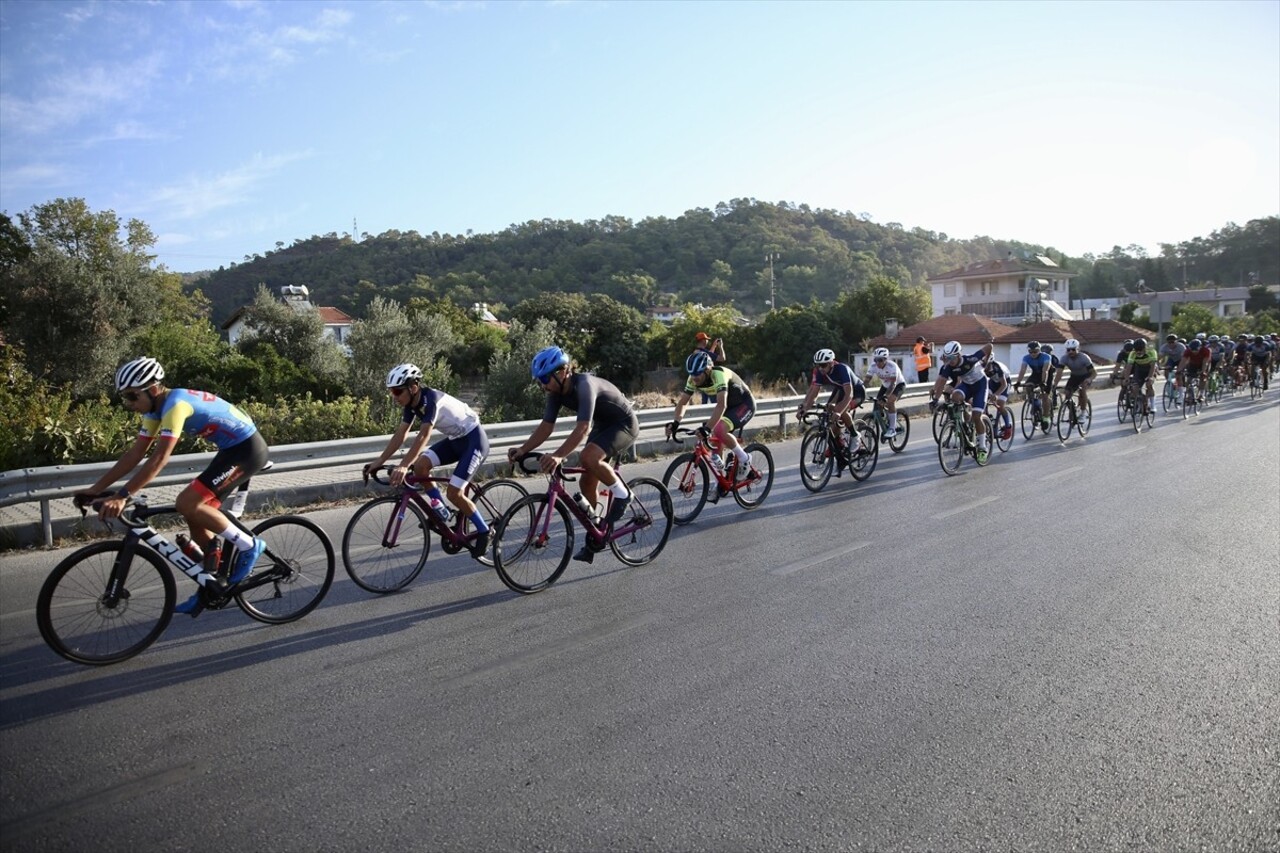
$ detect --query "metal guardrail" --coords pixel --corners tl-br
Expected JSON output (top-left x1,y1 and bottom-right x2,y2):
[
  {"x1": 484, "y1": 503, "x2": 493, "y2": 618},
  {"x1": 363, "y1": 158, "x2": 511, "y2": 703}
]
[{"x1": 1, "y1": 370, "x2": 1112, "y2": 547}]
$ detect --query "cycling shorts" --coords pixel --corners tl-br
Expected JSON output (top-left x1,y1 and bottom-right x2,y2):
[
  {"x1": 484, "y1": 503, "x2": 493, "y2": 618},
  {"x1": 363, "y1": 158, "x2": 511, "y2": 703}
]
[
  {"x1": 193, "y1": 431, "x2": 269, "y2": 506},
  {"x1": 424, "y1": 425, "x2": 490, "y2": 489},
  {"x1": 1063, "y1": 375, "x2": 1090, "y2": 395},
  {"x1": 875, "y1": 382, "x2": 906, "y2": 401},
  {"x1": 589, "y1": 410, "x2": 640, "y2": 462},
  {"x1": 956, "y1": 377, "x2": 988, "y2": 411}
]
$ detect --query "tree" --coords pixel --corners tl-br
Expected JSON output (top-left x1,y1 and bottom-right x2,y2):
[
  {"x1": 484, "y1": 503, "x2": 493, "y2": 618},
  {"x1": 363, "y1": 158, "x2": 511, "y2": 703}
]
[
  {"x1": 740, "y1": 304, "x2": 838, "y2": 382},
  {"x1": 479, "y1": 318, "x2": 559, "y2": 422},
  {"x1": 830, "y1": 275, "x2": 931, "y2": 351},
  {"x1": 665, "y1": 304, "x2": 740, "y2": 365},
  {"x1": 346, "y1": 296, "x2": 459, "y2": 418},
  {"x1": 235, "y1": 285, "x2": 348, "y2": 394},
  {"x1": 580, "y1": 295, "x2": 651, "y2": 391},
  {"x1": 1, "y1": 198, "x2": 166, "y2": 393},
  {"x1": 1168, "y1": 304, "x2": 1223, "y2": 339}
]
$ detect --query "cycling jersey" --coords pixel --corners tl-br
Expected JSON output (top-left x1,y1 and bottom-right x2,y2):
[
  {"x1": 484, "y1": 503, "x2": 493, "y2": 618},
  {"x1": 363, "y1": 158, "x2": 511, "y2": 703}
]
[
  {"x1": 139, "y1": 388, "x2": 258, "y2": 449},
  {"x1": 864, "y1": 360, "x2": 905, "y2": 387},
  {"x1": 684, "y1": 366, "x2": 751, "y2": 409},
  {"x1": 543, "y1": 373, "x2": 635, "y2": 427},
  {"x1": 401, "y1": 388, "x2": 482, "y2": 439},
  {"x1": 1061, "y1": 352, "x2": 1094, "y2": 376},
  {"x1": 1160, "y1": 342, "x2": 1186, "y2": 367},
  {"x1": 941, "y1": 351, "x2": 987, "y2": 385},
  {"x1": 810, "y1": 362, "x2": 862, "y2": 391},
  {"x1": 1021, "y1": 352, "x2": 1053, "y2": 383},
  {"x1": 1181, "y1": 349, "x2": 1212, "y2": 370},
  {"x1": 1127, "y1": 349, "x2": 1159, "y2": 379}
]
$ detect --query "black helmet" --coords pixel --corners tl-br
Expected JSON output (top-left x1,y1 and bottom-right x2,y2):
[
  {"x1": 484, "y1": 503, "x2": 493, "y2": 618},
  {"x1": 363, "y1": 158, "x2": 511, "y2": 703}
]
[
  {"x1": 1134, "y1": 337, "x2": 1148, "y2": 350},
  {"x1": 1027, "y1": 341, "x2": 1041, "y2": 351}
]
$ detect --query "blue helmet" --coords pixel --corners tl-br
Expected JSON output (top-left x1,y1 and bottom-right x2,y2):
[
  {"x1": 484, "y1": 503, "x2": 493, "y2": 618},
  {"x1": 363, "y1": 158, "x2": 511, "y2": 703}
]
[
  {"x1": 686, "y1": 351, "x2": 713, "y2": 375},
  {"x1": 530, "y1": 346, "x2": 569, "y2": 381}
]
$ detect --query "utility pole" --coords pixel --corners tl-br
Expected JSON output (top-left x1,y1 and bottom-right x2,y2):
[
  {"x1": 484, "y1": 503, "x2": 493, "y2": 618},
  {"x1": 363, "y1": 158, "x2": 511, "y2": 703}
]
[{"x1": 765, "y1": 252, "x2": 780, "y2": 312}]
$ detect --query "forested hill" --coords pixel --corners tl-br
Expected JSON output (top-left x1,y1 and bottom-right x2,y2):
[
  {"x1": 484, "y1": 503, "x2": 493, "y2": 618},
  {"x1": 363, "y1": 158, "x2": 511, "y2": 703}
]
[{"x1": 187, "y1": 199, "x2": 1279, "y2": 325}]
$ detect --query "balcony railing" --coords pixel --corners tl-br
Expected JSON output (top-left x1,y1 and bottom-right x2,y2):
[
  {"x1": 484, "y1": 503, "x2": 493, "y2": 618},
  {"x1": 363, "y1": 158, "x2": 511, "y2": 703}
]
[{"x1": 959, "y1": 299, "x2": 1026, "y2": 317}]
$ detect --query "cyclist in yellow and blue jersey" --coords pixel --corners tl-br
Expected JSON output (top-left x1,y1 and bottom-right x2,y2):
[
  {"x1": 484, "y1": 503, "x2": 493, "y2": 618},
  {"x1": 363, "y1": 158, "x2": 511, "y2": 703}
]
[
  {"x1": 1119, "y1": 337, "x2": 1160, "y2": 414},
  {"x1": 77, "y1": 357, "x2": 269, "y2": 615},
  {"x1": 667, "y1": 352, "x2": 757, "y2": 481}
]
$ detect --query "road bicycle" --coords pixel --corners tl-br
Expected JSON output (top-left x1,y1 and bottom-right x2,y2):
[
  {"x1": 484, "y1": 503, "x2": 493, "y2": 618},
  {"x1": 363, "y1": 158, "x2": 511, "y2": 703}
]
[
  {"x1": 798, "y1": 410, "x2": 877, "y2": 493},
  {"x1": 490, "y1": 453, "x2": 673, "y2": 594},
  {"x1": 1056, "y1": 394, "x2": 1092, "y2": 441},
  {"x1": 1115, "y1": 377, "x2": 1136, "y2": 424},
  {"x1": 1204, "y1": 369, "x2": 1222, "y2": 405},
  {"x1": 1181, "y1": 374, "x2": 1202, "y2": 420},
  {"x1": 37, "y1": 493, "x2": 335, "y2": 666},
  {"x1": 1249, "y1": 364, "x2": 1266, "y2": 400},
  {"x1": 341, "y1": 467, "x2": 528, "y2": 594},
  {"x1": 662, "y1": 427, "x2": 774, "y2": 524},
  {"x1": 1018, "y1": 384, "x2": 1056, "y2": 439},
  {"x1": 982, "y1": 397, "x2": 1014, "y2": 453},
  {"x1": 934, "y1": 399, "x2": 992, "y2": 476},
  {"x1": 1122, "y1": 379, "x2": 1156, "y2": 432},
  {"x1": 858, "y1": 395, "x2": 910, "y2": 454},
  {"x1": 1161, "y1": 372, "x2": 1182, "y2": 413}
]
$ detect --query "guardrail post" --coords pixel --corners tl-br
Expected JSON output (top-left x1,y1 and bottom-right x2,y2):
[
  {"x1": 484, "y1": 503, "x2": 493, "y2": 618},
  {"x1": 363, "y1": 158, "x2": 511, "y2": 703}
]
[{"x1": 41, "y1": 498, "x2": 53, "y2": 548}]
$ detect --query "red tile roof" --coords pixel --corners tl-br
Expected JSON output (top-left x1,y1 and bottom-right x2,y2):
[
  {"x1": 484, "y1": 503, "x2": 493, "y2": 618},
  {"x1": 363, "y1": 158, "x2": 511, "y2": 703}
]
[
  {"x1": 866, "y1": 314, "x2": 1019, "y2": 349},
  {"x1": 993, "y1": 318, "x2": 1151, "y2": 346},
  {"x1": 928, "y1": 256, "x2": 1075, "y2": 282},
  {"x1": 318, "y1": 307, "x2": 354, "y2": 325}
]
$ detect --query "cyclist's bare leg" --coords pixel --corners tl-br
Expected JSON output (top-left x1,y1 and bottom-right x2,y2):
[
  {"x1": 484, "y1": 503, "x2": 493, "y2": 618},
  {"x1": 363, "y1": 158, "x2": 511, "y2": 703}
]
[
  {"x1": 174, "y1": 486, "x2": 235, "y2": 552},
  {"x1": 579, "y1": 443, "x2": 621, "y2": 511}
]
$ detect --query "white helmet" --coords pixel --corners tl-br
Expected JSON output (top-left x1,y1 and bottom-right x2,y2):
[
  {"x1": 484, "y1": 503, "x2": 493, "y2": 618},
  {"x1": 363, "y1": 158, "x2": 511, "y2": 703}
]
[
  {"x1": 872, "y1": 347, "x2": 890, "y2": 360},
  {"x1": 385, "y1": 363, "x2": 423, "y2": 388},
  {"x1": 115, "y1": 357, "x2": 165, "y2": 391},
  {"x1": 813, "y1": 348, "x2": 836, "y2": 365},
  {"x1": 941, "y1": 341, "x2": 963, "y2": 360},
  {"x1": 1064, "y1": 338, "x2": 1080, "y2": 350}
]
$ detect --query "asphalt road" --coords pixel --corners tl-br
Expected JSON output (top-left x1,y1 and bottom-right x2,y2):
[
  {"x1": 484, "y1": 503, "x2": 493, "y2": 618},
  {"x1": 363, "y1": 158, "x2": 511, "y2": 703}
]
[{"x1": 1, "y1": 388, "x2": 1277, "y2": 852}]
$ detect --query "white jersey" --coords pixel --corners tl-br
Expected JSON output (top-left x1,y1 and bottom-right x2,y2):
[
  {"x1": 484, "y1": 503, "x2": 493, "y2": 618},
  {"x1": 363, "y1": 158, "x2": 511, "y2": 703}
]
[
  {"x1": 402, "y1": 388, "x2": 483, "y2": 439},
  {"x1": 865, "y1": 359, "x2": 905, "y2": 387}
]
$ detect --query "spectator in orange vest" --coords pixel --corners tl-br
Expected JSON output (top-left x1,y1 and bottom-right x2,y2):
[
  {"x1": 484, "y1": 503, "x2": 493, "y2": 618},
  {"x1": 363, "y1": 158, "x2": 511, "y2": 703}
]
[{"x1": 912, "y1": 336, "x2": 934, "y2": 382}]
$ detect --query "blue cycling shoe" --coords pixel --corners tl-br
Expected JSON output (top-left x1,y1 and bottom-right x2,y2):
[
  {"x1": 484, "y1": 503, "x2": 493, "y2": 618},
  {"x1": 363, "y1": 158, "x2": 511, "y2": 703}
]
[
  {"x1": 229, "y1": 538, "x2": 266, "y2": 586},
  {"x1": 174, "y1": 591, "x2": 205, "y2": 616}
]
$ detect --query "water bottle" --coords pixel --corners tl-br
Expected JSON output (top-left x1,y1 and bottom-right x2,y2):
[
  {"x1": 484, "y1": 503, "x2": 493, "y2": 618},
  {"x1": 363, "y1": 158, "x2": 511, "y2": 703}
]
[
  {"x1": 708, "y1": 453, "x2": 725, "y2": 475},
  {"x1": 572, "y1": 492, "x2": 596, "y2": 521},
  {"x1": 427, "y1": 496, "x2": 450, "y2": 522},
  {"x1": 175, "y1": 533, "x2": 204, "y2": 562}
]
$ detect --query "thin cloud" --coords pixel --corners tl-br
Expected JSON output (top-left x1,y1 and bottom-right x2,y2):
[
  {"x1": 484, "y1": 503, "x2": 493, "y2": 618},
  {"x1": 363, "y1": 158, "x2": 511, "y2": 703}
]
[
  {"x1": 142, "y1": 151, "x2": 312, "y2": 221},
  {"x1": 0, "y1": 54, "x2": 164, "y2": 136}
]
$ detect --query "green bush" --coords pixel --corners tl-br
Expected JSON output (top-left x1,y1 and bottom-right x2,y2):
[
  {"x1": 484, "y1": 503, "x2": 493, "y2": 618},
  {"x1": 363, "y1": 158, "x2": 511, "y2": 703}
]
[{"x1": 241, "y1": 394, "x2": 392, "y2": 446}]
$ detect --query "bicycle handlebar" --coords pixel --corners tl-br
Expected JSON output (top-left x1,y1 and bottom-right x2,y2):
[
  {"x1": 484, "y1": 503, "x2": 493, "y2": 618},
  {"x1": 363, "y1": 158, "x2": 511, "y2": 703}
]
[{"x1": 509, "y1": 451, "x2": 581, "y2": 483}]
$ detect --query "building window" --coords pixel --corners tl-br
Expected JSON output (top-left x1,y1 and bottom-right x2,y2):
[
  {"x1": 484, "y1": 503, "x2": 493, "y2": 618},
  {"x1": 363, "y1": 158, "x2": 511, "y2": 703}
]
[
  {"x1": 981, "y1": 280, "x2": 997, "y2": 296},
  {"x1": 944, "y1": 283, "x2": 956, "y2": 297},
  {"x1": 944, "y1": 307, "x2": 958, "y2": 315}
]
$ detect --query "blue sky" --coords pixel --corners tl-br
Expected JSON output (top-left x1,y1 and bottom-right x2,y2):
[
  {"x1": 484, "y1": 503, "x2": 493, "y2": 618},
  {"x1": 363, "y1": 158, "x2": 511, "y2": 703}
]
[{"x1": 1, "y1": 0, "x2": 1277, "y2": 273}]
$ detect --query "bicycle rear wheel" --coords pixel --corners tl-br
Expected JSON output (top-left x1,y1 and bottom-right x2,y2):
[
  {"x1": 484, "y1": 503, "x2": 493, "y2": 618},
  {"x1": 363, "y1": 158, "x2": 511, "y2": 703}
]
[
  {"x1": 992, "y1": 409, "x2": 1013, "y2": 452},
  {"x1": 937, "y1": 422, "x2": 964, "y2": 475},
  {"x1": 236, "y1": 515, "x2": 335, "y2": 624},
  {"x1": 492, "y1": 494, "x2": 572, "y2": 594},
  {"x1": 37, "y1": 542, "x2": 175, "y2": 665},
  {"x1": 800, "y1": 428, "x2": 834, "y2": 493},
  {"x1": 732, "y1": 443, "x2": 774, "y2": 510},
  {"x1": 662, "y1": 452, "x2": 710, "y2": 524},
  {"x1": 342, "y1": 496, "x2": 430, "y2": 593},
  {"x1": 469, "y1": 479, "x2": 529, "y2": 567},
  {"x1": 1077, "y1": 400, "x2": 1092, "y2": 437},
  {"x1": 610, "y1": 477, "x2": 674, "y2": 566}
]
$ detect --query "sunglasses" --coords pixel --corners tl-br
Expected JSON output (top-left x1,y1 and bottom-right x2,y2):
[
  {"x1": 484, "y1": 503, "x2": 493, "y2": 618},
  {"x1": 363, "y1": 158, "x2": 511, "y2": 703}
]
[
  {"x1": 121, "y1": 390, "x2": 144, "y2": 403},
  {"x1": 537, "y1": 371, "x2": 558, "y2": 386},
  {"x1": 389, "y1": 385, "x2": 410, "y2": 396}
]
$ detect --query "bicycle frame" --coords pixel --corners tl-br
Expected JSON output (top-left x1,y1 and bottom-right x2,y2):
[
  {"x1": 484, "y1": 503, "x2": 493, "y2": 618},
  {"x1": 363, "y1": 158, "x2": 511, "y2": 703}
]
[
  {"x1": 371, "y1": 469, "x2": 485, "y2": 552},
  {"x1": 517, "y1": 456, "x2": 649, "y2": 548},
  {"x1": 671, "y1": 430, "x2": 750, "y2": 494}
]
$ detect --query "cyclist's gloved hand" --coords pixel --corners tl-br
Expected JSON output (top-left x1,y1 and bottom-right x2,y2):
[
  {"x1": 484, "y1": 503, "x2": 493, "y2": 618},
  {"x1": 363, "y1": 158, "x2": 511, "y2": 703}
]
[
  {"x1": 695, "y1": 426, "x2": 711, "y2": 441},
  {"x1": 361, "y1": 463, "x2": 375, "y2": 483},
  {"x1": 928, "y1": 399, "x2": 938, "y2": 412},
  {"x1": 795, "y1": 406, "x2": 805, "y2": 421},
  {"x1": 666, "y1": 420, "x2": 680, "y2": 440}
]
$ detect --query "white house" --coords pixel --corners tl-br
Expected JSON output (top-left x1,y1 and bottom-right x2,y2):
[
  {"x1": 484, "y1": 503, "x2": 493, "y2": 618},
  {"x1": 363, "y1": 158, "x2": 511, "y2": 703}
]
[
  {"x1": 928, "y1": 253, "x2": 1078, "y2": 324},
  {"x1": 221, "y1": 285, "x2": 355, "y2": 349}
]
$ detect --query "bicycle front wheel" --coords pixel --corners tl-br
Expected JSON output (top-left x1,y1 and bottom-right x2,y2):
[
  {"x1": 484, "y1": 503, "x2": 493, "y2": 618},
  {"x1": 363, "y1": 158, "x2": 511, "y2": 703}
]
[
  {"x1": 993, "y1": 410, "x2": 1013, "y2": 452},
  {"x1": 493, "y1": 494, "x2": 572, "y2": 594},
  {"x1": 931, "y1": 405, "x2": 947, "y2": 444},
  {"x1": 1162, "y1": 380, "x2": 1176, "y2": 413},
  {"x1": 937, "y1": 422, "x2": 964, "y2": 476},
  {"x1": 848, "y1": 421, "x2": 879, "y2": 482},
  {"x1": 610, "y1": 476, "x2": 674, "y2": 567},
  {"x1": 1116, "y1": 390, "x2": 1130, "y2": 424},
  {"x1": 1077, "y1": 401, "x2": 1092, "y2": 437},
  {"x1": 342, "y1": 496, "x2": 430, "y2": 593},
  {"x1": 799, "y1": 428, "x2": 834, "y2": 493},
  {"x1": 732, "y1": 443, "x2": 775, "y2": 510},
  {"x1": 236, "y1": 515, "x2": 335, "y2": 624},
  {"x1": 37, "y1": 542, "x2": 175, "y2": 665},
  {"x1": 1021, "y1": 399, "x2": 1038, "y2": 439},
  {"x1": 469, "y1": 479, "x2": 529, "y2": 567},
  {"x1": 888, "y1": 411, "x2": 909, "y2": 453},
  {"x1": 662, "y1": 452, "x2": 710, "y2": 524},
  {"x1": 1056, "y1": 400, "x2": 1074, "y2": 442}
]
